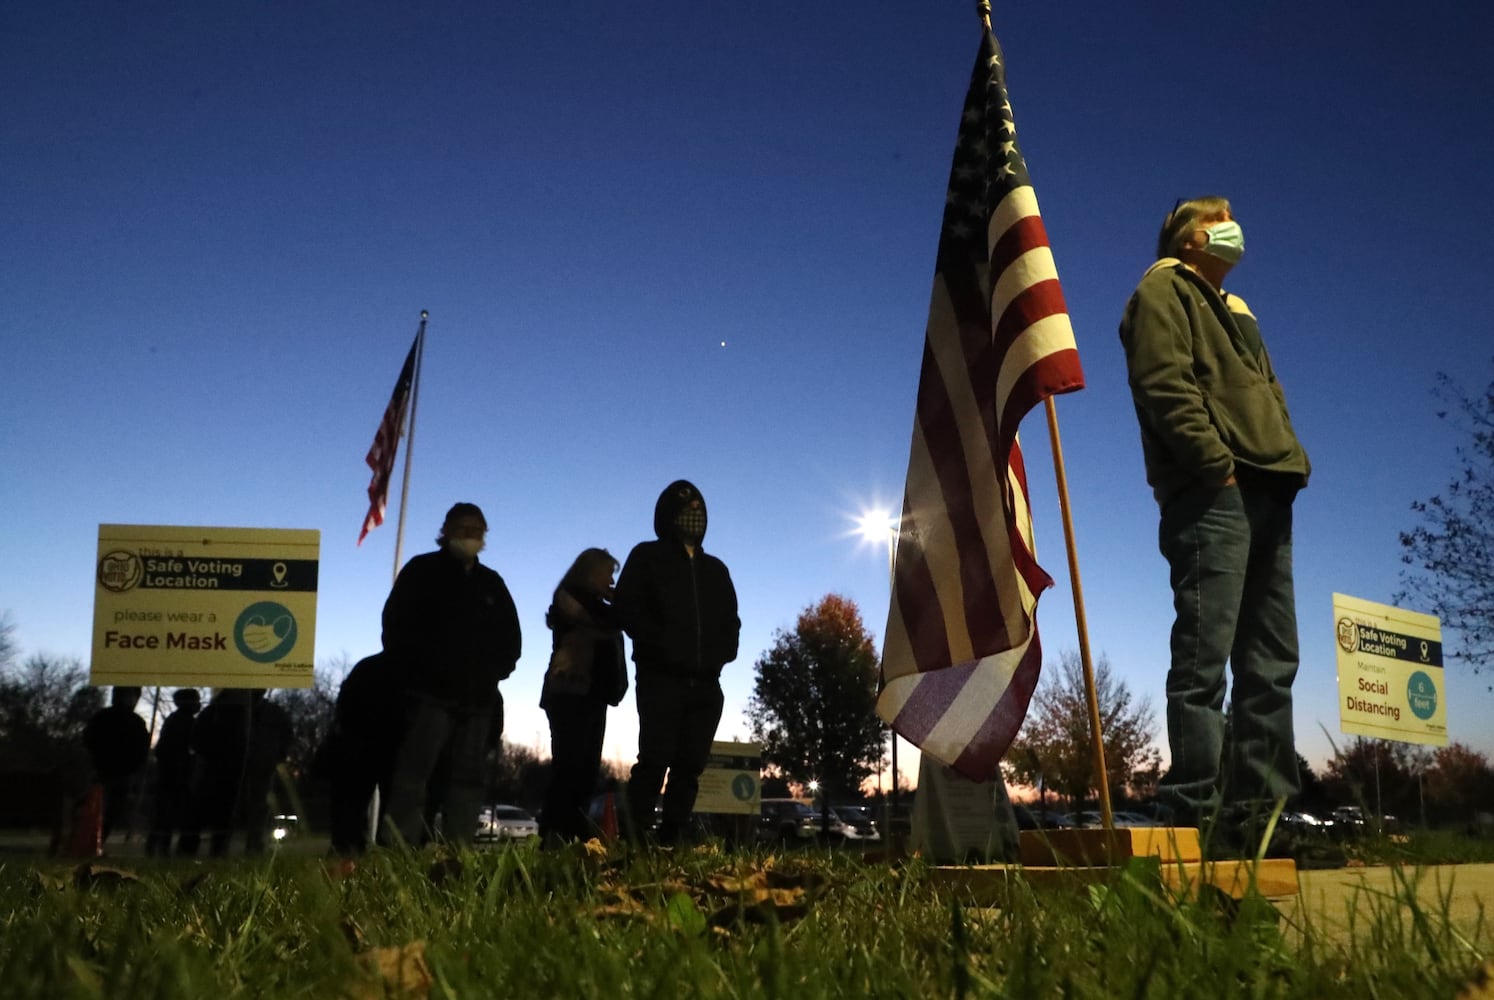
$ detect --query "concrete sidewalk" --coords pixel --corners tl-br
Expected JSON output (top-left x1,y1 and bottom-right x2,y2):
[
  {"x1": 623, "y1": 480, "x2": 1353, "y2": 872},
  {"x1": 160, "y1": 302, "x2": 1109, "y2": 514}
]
[{"x1": 1284, "y1": 863, "x2": 1494, "y2": 947}]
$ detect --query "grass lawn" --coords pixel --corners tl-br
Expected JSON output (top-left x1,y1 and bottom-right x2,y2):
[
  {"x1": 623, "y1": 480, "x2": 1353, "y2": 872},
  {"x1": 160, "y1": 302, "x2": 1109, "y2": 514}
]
[{"x1": 2, "y1": 835, "x2": 1491, "y2": 998}]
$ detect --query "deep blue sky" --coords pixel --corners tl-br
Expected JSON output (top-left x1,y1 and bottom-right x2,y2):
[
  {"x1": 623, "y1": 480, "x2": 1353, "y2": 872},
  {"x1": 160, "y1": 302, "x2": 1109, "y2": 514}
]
[{"x1": 5, "y1": 1, "x2": 1492, "y2": 782}]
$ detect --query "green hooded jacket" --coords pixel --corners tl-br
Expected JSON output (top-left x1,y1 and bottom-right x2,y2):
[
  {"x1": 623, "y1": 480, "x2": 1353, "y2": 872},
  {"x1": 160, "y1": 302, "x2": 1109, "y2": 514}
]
[{"x1": 1118, "y1": 259, "x2": 1310, "y2": 505}]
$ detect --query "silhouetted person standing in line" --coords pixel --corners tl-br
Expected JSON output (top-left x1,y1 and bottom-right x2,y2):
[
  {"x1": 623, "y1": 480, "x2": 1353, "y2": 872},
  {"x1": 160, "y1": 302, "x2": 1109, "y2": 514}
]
[
  {"x1": 539, "y1": 548, "x2": 628, "y2": 844},
  {"x1": 380, "y1": 502, "x2": 522, "y2": 847},
  {"x1": 178, "y1": 688, "x2": 291, "y2": 856},
  {"x1": 615, "y1": 481, "x2": 739, "y2": 845},
  {"x1": 324, "y1": 652, "x2": 404, "y2": 855},
  {"x1": 146, "y1": 687, "x2": 200, "y2": 856},
  {"x1": 240, "y1": 690, "x2": 293, "y2": 854},
  {"x1": 82, "y1": 685, "x2": 149, "y2": 843}
]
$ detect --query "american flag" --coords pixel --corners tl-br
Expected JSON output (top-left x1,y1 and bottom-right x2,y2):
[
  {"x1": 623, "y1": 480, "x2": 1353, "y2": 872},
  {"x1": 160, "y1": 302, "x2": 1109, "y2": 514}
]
[
  {"x1": 358, "y1": 330, "x2": 421, "y2": 545},
  {"x1": 875, "y1": 26, "x2": 1085, "y2": 781}
]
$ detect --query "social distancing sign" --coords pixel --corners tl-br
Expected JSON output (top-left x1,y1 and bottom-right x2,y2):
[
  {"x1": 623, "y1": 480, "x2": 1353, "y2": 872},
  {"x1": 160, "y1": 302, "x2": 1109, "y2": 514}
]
[
  {"x1": 694, "y1": 741, "x2": 761, "y2": 815},
  {"x1": 92, "y1": 524, "x2": 319, "y2": 689},
  {"x1": 1333, "y1": 592, "x2": 1445, "y2": 746}
]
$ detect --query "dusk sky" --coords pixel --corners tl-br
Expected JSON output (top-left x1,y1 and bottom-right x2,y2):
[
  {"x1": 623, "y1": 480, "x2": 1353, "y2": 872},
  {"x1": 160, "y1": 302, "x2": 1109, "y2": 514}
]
[{"x1": 5, "y1": 1, "x2": 1492, "y2": 786}]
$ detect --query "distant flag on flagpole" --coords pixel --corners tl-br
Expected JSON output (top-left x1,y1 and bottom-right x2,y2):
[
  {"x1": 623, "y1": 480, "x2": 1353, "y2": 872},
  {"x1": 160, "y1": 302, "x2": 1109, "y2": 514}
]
[
  {"x1": 875, "y1": 24, "x2": 1085, "y2": 781},
  {"x1": 358, "y1": 331, "x2": 421, "y2": 545}
]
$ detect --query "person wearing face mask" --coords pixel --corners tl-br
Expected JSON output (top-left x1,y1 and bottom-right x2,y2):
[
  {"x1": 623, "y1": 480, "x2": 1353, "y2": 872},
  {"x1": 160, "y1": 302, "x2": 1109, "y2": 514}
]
[
  {"x1": 1118, "y1": 197, "x2": 1311, "y2": 848},
  {"x1": 378, "y1": 502, "x2": 521, "y2": 847},
  {"x1": 614, "y1": 480, "x2": 740, "y2": 845}
]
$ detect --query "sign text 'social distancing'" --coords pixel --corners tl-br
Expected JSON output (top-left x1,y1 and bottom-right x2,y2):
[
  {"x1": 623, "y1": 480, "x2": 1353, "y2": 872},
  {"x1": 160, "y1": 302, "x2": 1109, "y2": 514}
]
[{"x1": 1333, "y1": 592, "x2": 1445, "y2": 746}]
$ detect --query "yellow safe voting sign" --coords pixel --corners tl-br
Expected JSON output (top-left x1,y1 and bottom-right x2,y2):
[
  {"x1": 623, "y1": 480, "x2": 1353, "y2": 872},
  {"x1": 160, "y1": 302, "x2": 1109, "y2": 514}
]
[
  {"x1": 1333, "y1": 593, "x2": 1445, "y2": 746},
  {"x1": 92, "y1": 524, "x2": 319, "y2": 689}
]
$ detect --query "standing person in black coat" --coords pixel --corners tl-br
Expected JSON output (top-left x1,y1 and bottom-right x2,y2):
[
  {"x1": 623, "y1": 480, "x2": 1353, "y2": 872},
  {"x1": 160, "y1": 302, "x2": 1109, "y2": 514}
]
[
  {"x1": 239, "y1": 690, "x2": 293, "y2": 855},
  {"x1": 380, "y1": 502, "x2": 522, "y2": 847},
  {"x1": 615, "y1": 480, "x2": 740, "y2": 845},
  {"x1": 323, "y1": 653, "x2": 404, "y2": 855},
  {"x1": 82, "y1": 685, "x2": 150, "y2": 843},
  {"x1": 179, "y1": 688, "x2": 250, "y2": 857},
  {"x1": 539, "y1": 548, "x2": 628, "y2": 844},
  {"x1": 146, "y1": 687, "x2": 199, "y2": 856},
  {"x1": 179, "y1": 688, "x2": 292, "y2": 856}
]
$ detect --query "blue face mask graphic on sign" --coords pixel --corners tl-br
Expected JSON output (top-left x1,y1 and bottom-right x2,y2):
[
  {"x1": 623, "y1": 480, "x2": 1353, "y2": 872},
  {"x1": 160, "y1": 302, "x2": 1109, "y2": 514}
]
[{"x1": 234, "y1": 601, "x2": 298, "y2": 663}]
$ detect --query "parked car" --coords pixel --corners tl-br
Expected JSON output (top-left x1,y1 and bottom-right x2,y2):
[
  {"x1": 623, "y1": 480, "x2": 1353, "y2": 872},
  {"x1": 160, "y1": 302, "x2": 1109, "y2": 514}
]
[
  {"x1": 1073, "y1": 810, "x2": 1159, "y2": 828},
  {"x1": 270, "y1": 814, "x2": 299, "y2": 842},
  {"x1": 1279, "y1": 810, "x2": 1330, "y2": 833},
  {"x1": 1013, "y1": 805, "x2": 1075, "y2": 830},
  {"x1": 476, "y1": 804, "x2": 539, "y2": 841},
  {"x1": 759, "y1": 798, "x2": 825, "y2": 843},
  {"x1": 832, "y1": 804, "x2": 880, "y2": 841}
]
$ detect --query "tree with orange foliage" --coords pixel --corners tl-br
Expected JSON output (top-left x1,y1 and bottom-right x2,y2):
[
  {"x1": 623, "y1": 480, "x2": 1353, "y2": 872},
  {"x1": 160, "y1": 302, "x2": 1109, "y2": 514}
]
[{"x1": 747, "y1": 594, "x2": 884, "y2": 802}]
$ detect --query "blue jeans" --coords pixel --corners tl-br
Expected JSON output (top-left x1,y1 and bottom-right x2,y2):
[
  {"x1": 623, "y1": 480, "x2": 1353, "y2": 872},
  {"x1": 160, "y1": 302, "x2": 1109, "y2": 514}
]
[
  {"x1": 1157, "y1": 480, "x2": 1300, "y2": 819},
  {"x1": 383, "y1": 695, "x2": 491, "y2": 846}
]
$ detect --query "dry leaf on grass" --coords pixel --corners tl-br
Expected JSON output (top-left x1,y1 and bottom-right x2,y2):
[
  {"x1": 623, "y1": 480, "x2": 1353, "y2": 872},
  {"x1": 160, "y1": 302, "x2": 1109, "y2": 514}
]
[
  {"x1": 351, "y1": 941, "x2": 432, "y2": 1000},
  {"x1": 33, "y1": 871, "x2": 68, "y2": 893},
  {"x1": 1457, "y1": 960, "x2": 1494, "y2": 1000},
  {"x1": 72, "y1": 863, "x2": 138, "y2": 889},
  {"x1": 705, "y1": 872, "x2": 769, "y2": 896},
  {"x1": 591, "y1": 890, "x2": 650, "y2": 921}
]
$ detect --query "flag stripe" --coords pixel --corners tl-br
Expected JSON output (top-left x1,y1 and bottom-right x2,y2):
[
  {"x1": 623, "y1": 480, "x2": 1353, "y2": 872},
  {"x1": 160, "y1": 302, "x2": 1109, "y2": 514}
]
[
  {"x1": 919, "y1": 323, "x2": 1018, "y2": 656},
  {"x1": 875, "y1": 24, "x2": 1085, "y2": 780},
  {"x1": 950, "y1": 634, "x2": 1044, "y2": 777},
  {"x1": 358, "y1": 330, "x2": 420, "y2": 545}
]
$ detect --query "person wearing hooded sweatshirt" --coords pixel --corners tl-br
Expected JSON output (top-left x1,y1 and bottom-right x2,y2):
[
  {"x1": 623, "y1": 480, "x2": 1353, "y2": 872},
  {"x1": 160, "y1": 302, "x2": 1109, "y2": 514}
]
[
  {"x1": 614, "y1": 480, "x2": 740, "y2": 844},
  {"x1": 379, "y1": 502, "x2": 521, "y2": 847},
  {"x1": 1118, "y1": 196, "x2": 1310, "y2": 833}
]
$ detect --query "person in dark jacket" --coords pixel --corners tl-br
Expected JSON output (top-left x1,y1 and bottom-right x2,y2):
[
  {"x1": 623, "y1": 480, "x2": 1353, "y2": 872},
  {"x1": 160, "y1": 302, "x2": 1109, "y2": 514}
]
[
  {"x1": 539, "y1": 548, "x2": 628, "y2": 843},
  {"x1": 239, "y1": 690, "x2": 293, "y2": 854},
  {"x1": 322, "y1": 653, "x2": 404, "y2": 855},
  {"x1": 82, "y1": 685, "x2": 150, "y2": 843},
  {"x1": 145, "y1": 687, "x2": 200, "y2": 856},
  {"x1": 179, "y1": 688, "x2": 292, "y2": 856},
  {"x1": 615, "y1": 480, "x2": 739, "y2": 844},
  {"x1": 1119, "y1": 196, "x2": 1310, "y2": 827},
  {"x1": 380, "y1": 502, "x2": 522, "y2": 847}
]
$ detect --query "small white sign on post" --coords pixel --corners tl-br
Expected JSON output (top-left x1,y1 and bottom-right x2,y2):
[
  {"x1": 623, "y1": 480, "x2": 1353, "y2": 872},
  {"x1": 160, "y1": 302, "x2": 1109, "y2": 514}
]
[
  {"x1": 694, "y1": 741, "x2": 761, "y2": 815},
  {"x1": 1333, "y1": 592, "x2": 1446, "y2": 746},
  {"x1": 911, "y1": 756, "x2": 1018, "y2": 863}
]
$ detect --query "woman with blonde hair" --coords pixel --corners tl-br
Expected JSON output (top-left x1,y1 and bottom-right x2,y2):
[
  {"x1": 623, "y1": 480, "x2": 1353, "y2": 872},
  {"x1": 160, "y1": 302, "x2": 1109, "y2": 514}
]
[{"x1": 539, "y1": 547, "x2": 628, "y2": 843}]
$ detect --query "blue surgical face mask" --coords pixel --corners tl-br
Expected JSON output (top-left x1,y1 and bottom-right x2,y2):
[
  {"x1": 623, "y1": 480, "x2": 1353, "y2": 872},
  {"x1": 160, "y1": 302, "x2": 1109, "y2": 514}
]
[{"x1": 1201, "y1": 220, "x2": 1245, "y2": 264}]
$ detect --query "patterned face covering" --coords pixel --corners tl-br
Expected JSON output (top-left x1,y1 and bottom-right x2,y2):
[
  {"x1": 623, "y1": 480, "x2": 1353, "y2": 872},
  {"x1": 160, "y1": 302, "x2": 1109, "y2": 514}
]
[{"x1": 673, "y1": 505, "x2": 707, "y2": 545}]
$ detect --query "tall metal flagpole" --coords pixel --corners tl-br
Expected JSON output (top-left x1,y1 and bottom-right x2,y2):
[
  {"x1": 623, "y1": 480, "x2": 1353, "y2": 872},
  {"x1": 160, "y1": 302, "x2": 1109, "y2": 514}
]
[
  {"x1": 977, "y1": 0, "x2": 1114, "y2": 830},
  {"x1": 391, "y1": 311, "x2": 428, "y2": 584}
]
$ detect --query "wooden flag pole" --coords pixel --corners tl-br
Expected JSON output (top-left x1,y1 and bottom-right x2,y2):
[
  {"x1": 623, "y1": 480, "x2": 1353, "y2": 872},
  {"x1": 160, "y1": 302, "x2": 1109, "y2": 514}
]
[
  {"x1": 391, "y1": 311, "x2": 428, "y2": 584},
  {"x1": 1044, "y1": 396, "x2": 1114, "y2": 829}
]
